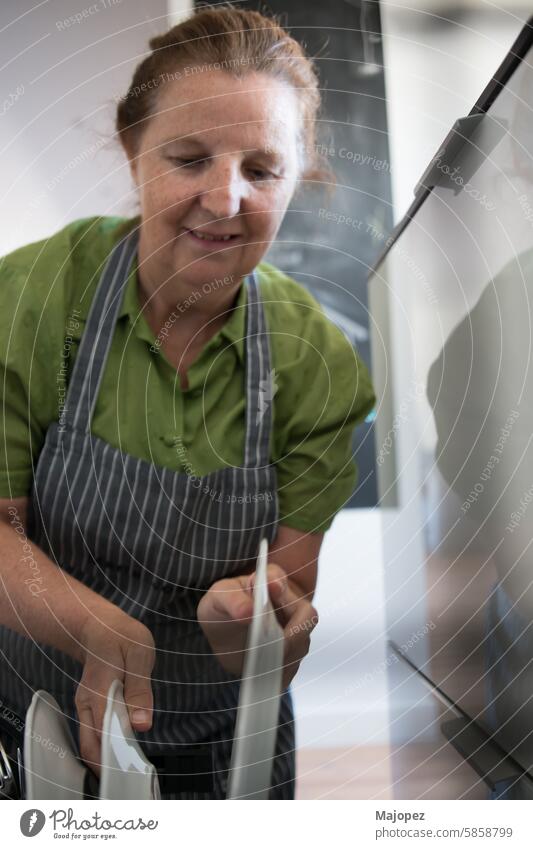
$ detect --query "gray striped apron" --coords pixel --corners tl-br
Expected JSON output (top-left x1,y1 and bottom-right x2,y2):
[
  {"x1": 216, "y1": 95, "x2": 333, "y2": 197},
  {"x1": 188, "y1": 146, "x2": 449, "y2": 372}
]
[{"x1": 0, "y1": 226, "x2": 295, "y2": 799}]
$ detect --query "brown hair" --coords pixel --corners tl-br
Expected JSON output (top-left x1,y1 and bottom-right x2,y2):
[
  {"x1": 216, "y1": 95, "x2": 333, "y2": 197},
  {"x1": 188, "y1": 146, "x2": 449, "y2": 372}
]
[{"x1": 116, "y1": 4, "x2": 334, "y2": 187}]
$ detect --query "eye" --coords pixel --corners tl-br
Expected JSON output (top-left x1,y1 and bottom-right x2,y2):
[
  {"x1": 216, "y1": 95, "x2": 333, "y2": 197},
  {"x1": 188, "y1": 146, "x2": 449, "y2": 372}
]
[
  {"x1": 246, "y1": 167, "x2": 275, "y2": 182},
  {"x1": 167, "y1": 156, "x2": 205, "y2": 168}
]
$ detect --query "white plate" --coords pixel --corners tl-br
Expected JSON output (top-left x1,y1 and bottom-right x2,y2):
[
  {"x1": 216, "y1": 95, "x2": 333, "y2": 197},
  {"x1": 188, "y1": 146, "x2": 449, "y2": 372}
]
[
  {"x1": 24, "y1": 690, "x2": 87, "y2": 800},
  {"x1": 99, "y1": 678, "x2": 161, "y2": 800},
  {"x1": 227, "y1": 538, "x2": 284, "y2": 799}
]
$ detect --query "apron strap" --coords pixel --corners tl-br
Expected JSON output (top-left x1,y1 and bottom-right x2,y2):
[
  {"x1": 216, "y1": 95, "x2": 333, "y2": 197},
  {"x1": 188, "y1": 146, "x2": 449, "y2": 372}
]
[
  {"x1": 62, "y1": 227, "x2": 139, "y2": 434},
  {"x1": 243, "y1": 269, "x2": 274, "y2": 469}
]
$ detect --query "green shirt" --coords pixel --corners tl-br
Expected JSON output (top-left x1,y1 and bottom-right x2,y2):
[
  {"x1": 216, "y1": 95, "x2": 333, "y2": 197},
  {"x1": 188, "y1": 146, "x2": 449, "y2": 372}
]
[{"x1": 0, "y1": 216, "x2": 375, "y2": 533}]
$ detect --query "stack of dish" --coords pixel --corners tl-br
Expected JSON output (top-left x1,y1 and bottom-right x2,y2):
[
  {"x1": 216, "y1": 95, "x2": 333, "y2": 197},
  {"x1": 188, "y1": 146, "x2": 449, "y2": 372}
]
[{"x1": 24, "y1": 684, "x2": 160, "y2": 800}]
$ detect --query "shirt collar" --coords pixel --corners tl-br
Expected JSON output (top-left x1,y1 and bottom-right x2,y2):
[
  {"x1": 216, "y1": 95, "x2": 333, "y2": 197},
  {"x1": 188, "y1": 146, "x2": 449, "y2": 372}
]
[{"x1": 117, "y1": 248, "x2": 249, "y2": 366}]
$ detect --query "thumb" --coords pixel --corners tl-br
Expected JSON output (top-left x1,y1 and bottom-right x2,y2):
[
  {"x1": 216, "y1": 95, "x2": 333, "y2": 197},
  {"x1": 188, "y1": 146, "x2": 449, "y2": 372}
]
[
  {"x1": 249, "y1": 564, "x2": 288, "y2": 598},
  {"x1": 266, "y1": 567, "x2": 288, "y2": 603},
  {"x1": 123, "y1": 644, "x2": 154, "y2": 730},
  {"x1": 221, "y1": 585, "x2": 254, "y2": 622}
]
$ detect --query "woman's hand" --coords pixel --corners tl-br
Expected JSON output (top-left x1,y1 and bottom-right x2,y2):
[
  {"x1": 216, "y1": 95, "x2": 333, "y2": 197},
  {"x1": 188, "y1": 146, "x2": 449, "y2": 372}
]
[
  {"x1": 197, "y1": 563, "x2": 319, "y2": 689},
  {"x1": 75, "y1": 609, "x2": 156, "y2": 778}
]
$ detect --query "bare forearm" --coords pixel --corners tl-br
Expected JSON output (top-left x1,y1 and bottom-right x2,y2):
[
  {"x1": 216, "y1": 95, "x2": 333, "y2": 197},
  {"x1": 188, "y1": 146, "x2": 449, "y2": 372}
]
[{"x1": 0, "y1": 514, "x2": 120, "y2": 664}]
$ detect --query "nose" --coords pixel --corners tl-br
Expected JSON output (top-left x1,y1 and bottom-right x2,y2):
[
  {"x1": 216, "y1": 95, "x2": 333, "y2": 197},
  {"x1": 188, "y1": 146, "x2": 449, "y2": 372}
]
[{"x1": 198, "y1": 156, "x2": 248, "y2": 222}]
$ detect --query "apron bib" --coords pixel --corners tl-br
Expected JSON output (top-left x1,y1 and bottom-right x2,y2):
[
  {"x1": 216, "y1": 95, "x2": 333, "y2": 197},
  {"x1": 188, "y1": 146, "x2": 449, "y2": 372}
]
[{"x1": 0, "y1": 226, "x2": 295, "y2": 799}]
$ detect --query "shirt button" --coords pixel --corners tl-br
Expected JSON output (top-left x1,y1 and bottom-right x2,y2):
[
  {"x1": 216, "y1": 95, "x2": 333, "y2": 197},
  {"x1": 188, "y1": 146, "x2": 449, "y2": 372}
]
[{"x1": 161, "y1": 434, "x2": 180, "y2": 447}]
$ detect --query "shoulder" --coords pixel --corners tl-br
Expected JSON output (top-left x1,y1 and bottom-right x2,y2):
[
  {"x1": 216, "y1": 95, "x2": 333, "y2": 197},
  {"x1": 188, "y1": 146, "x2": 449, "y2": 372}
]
[
  {"x1": 257, "y1": 264, "x2": 375, "y2": 534},
  {"x1": 1, "y1": 215, "x2": 128, "y2": 268},
  {"x1": 1, "y1": 216, "x2": 133, "y2": 302},
  {"x1": 256, "y1": 260, "x2": 373, "y2": 397},
  {"x1": 257, "y1": 259, "x2": 376, "y2": 431},
  {"x1": 0, "y1": 216, "x2": 133, "y2": 292},
  {"x1": 0, "y1": 216, "x2": 135, "y2": 339},
  {"x1": 257, "y1": 260, "x2": 345, "y2": 355},
  {"x1": 0, "y1": 216, "x2": 135, "y2": 362}
]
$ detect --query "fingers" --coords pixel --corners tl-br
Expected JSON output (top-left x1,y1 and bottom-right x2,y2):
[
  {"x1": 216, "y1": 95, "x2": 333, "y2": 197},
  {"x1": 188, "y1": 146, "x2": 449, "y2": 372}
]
[
  {"x1": 206, "y1": 576, "x2": 255, "y2": 623},
  {"x1": 123, "y1": 637, "x2": 156, "y2": 730},
  {"x1": 200, "y1": 568, "x2": 290, "y2": 626},
  {"x1": 250, "y1": 563, "x2": 300, "y2": 626},
  {"x1": 249, "y1": 562, "x2": 286, "y2": 597},
  {"x1": 283, "y1": 601, "x2": 319, "y2": 652},
  {"x1": 76, "y1": 705, "x2": 101, "y2": 779},
  {"x1": 75, "y1": 618, "x2": 156, "y2": 777},
  {"x1": 76, "y1": 623, "x2": 124, "y2": 735},
  {"x1": 280, "y1": 601, "x2": 319, "y2": 688},
  {"x1": 197, "y1": 568, "x2": 319, "y2": 687},
  {"x1": 214, "y1": 566, "x2": 291, "y2": 624},
  {"x1": 248, "y1": 563, "x2": 318, "y2": 687},
  {"x1": 75, "y1": 658, "x2": 119, "y2": 778}
]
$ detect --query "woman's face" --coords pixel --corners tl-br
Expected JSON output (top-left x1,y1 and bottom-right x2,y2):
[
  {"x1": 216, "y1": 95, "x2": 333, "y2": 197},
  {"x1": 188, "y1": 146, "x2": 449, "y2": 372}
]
[{"x1": 127, "y1": 69, "x2": 301, "y2": 294}]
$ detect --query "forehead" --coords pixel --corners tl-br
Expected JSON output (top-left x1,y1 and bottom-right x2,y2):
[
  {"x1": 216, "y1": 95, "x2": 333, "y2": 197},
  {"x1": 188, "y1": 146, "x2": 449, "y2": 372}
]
[{"x1": 143, "y1": 69, "x2": 300, "y2": 152}]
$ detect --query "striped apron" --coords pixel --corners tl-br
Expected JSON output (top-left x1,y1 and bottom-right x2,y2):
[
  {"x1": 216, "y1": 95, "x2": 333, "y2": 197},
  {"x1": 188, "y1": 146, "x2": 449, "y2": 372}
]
[{"x1": 0, "y1": 226, "x2": 295, "y2": 799}]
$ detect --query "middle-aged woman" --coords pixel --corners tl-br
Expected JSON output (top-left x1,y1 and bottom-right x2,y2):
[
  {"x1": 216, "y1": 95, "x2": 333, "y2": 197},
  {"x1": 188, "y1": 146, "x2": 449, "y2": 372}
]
[{"x1": 0, "y1": 6, "x2": 375, "y2": 798}]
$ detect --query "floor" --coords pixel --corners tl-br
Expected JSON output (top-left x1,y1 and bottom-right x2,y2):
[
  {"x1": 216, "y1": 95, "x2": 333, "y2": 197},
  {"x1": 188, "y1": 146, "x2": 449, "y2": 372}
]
[
  {"x1": 296, "y1": 745, "x2": 392, "y2": 799},
  {"x1": 292, "y1": 510, "x2": 490, "y2": 801},
  {"x1": 296, "y1": 742, "x2": 488, "y2": 800},
  {"x1": 293, "y1": 511, "x2": 392, "y2": 800}
]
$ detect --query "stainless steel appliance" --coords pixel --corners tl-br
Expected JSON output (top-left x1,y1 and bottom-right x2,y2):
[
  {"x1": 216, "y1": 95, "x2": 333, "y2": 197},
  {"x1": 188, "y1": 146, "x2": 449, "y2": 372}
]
[{"x1": 369, "y1": 16, "x2": 533, "y2": 799}]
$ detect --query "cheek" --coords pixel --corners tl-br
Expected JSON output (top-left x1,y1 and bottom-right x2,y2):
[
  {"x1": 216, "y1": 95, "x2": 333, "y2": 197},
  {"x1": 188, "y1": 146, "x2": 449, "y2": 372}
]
[
  {"x1": 249, "y1": 190, "x2": 289, "y2": 236},
  {"x1": 140, "y1": 165, "x2": 190, "y2": 213},
  {"x1": 258, "y1": 216, "x2": 282, "y2": 240}
]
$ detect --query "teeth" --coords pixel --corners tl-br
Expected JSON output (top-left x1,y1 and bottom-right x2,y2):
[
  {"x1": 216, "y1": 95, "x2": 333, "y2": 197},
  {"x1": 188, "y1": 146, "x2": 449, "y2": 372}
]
[{"x1": 192, "y1": 231, "x2": 233, "y2": 241}]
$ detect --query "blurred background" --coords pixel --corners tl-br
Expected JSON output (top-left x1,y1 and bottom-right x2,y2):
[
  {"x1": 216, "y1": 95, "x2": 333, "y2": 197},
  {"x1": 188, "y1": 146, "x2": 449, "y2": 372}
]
[{"x1": 1, "y1": 0, "x2": 532, "y2": 798}]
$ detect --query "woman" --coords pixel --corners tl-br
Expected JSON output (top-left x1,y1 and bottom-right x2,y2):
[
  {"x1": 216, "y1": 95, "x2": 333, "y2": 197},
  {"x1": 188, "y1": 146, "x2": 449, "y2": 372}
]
[{"x1": 0, "y1": 6, "x2": 375, "y2": 799}]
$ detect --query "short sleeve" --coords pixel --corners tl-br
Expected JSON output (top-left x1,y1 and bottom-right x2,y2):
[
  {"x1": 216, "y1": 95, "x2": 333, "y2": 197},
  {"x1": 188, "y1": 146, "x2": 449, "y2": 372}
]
[
  {"x1": 0, "y1": 261, "x2": 60, "y2": 498},
  {"x1": 273, "y1": 302, "x2": 376, "y2": 534}
]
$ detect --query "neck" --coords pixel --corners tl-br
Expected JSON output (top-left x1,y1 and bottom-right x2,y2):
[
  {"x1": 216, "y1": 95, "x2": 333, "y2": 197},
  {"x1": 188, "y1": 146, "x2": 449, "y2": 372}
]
[{"x1": 136, "y1": 262, "x2": 244, "y2": 345}]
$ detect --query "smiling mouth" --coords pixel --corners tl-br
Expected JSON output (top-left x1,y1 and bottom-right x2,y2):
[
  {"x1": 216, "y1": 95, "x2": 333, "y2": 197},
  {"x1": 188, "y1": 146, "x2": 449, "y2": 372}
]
[{"x1": 183, "y1": 228, "x2": 241, "y2": 244}]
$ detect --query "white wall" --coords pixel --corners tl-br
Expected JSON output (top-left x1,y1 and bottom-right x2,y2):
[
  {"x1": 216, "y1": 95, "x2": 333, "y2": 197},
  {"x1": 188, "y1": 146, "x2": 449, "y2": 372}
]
[
  {"x1": 294, "y1": 509, "x2": 390, "y2": 748},
  {"x1": 0, "y1": 0, "x2": 169, "y2": 258}
]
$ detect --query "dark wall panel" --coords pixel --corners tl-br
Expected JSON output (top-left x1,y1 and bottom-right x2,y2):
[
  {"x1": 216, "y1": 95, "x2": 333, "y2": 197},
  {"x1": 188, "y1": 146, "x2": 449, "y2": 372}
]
[{"x1": 197, "y1": 1, "x2": 393, "y2": 506}]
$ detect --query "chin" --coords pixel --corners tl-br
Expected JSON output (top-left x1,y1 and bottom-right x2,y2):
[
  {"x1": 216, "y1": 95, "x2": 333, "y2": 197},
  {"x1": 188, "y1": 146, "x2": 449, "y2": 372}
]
[
  {"x1": 175, "y1": 249, "x2": 246, "y2": 277},
  {"x1": 173, "y1": 261, "x2": 240, "y2": 288}
]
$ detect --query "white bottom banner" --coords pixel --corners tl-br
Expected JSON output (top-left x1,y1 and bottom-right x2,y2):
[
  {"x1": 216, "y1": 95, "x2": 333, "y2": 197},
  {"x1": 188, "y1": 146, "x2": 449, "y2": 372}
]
[{"x1": 2, "y1": 799, "x2": 531, "y2": 848}]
